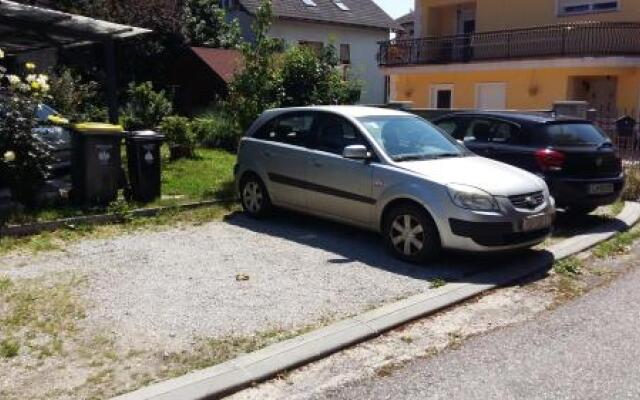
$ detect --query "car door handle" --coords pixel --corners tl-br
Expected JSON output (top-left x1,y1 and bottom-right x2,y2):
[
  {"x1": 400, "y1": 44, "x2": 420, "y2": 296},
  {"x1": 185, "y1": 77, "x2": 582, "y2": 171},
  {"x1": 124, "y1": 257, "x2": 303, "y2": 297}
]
[
  {"x1": 313, "y1": 160, "x2": 323, "y2": 168},
  {"x1": 263, "y1": 150, "x2": 273, "y2": 157}
]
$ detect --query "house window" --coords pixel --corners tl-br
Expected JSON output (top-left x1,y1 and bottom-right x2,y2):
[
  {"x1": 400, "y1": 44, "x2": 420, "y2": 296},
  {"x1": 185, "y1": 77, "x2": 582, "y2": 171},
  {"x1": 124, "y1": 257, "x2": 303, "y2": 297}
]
[
  {"x1": 340, "y1": 44, "x2": 350, "y2": 65},
  {"x1": 430, "y1": 84, "x2": 454, "y2": 109},
  {"x1": 299, "y1": 40, "x2": 323, "y2": 55},
  {"x1": 557, "y1": 0, "x2": 619, "y2": 15}
]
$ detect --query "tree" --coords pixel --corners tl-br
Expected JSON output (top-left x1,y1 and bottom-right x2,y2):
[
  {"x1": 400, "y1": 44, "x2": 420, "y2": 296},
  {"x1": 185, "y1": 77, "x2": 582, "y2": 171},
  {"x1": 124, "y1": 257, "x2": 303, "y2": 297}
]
[
  {"x1": 226, "y1": 0, "x2": 283, "y2": 130},
  {"x1": 182, "y1": 0, "x2": 241, "y2": 48},
  {"x1": 280, "y1": 44, "x2": 362, "y2": 107}
]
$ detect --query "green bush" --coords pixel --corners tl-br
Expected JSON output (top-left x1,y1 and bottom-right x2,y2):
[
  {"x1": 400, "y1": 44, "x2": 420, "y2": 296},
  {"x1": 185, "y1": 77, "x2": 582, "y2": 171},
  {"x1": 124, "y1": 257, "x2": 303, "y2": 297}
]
[
  {"x1": 47, "y1": 68, "x2": 105, "y2": 121},
  {"x1": 121, "y1": 81, "x2": 173, "y2": 131},
  {"x1": 160, "y1": 116, "x2": 196, "y2": 160},
  {"x1": 0, "y1": 56, "x2": 54, "y2": 206},
  {"x1": 192, "y1": 115, "x2": 241, "y2": 151}
]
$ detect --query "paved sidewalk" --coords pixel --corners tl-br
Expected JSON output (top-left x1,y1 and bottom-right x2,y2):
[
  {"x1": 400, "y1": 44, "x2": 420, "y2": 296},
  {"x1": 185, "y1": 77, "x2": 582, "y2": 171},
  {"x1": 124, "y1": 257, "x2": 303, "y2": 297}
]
[{"x1": 321, "y1": 254, "x2": 640, "y2": 400}]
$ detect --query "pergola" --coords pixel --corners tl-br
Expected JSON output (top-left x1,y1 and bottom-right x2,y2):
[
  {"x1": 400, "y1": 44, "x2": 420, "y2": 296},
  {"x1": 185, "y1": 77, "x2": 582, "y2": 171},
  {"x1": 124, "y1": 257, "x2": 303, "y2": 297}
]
[{"x1": 0, "y1": 0, "x2": 151, "y2": 122}]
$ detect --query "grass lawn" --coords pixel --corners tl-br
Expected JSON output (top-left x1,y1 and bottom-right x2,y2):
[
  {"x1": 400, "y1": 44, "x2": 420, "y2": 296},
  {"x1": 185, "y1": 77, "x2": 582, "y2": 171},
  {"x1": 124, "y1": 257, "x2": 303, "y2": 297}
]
[
  {"x1": 160, "y1": 147, "x2": 236, "y2": 202},
  {"x1": 4, "y1": 147, "x2": 237, "y2": 225}
]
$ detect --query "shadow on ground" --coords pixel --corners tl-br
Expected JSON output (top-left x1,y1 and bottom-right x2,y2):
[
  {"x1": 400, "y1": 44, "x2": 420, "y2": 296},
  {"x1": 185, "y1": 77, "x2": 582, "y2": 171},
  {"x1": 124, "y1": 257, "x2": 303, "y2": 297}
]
[{"x1": 225, "y1": 209, "x2": 556, "y2": 287}]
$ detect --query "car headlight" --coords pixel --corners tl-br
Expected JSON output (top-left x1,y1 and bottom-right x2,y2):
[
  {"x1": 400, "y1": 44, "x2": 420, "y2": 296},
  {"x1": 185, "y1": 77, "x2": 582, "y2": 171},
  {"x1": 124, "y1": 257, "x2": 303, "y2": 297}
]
[{"x1": 447, "y1": 184, "x2": 499, "y2": 212}]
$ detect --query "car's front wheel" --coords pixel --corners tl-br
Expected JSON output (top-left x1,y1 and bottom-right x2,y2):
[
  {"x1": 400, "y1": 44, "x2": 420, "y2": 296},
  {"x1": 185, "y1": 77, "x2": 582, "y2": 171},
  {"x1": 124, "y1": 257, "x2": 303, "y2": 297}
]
[
  {"x1": 384, "y1": 204, "x2": 441, "y2": 263},
  {"x1": 240, "y1": 174, "x2": 272, "y2": 218}
]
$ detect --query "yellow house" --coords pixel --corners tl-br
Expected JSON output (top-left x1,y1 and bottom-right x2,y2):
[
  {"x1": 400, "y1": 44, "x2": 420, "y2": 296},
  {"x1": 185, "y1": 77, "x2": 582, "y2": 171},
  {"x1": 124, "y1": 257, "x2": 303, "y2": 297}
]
[{"x1": 381, "y1": 0, "x2": 640, "y2": 115}]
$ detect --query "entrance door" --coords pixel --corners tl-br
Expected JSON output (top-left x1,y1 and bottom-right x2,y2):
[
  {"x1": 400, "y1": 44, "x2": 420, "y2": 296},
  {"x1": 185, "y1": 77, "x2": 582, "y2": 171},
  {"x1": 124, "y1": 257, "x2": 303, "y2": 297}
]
[{"x1": 476, "y1": 83, "x2": 507, "y2": 110}]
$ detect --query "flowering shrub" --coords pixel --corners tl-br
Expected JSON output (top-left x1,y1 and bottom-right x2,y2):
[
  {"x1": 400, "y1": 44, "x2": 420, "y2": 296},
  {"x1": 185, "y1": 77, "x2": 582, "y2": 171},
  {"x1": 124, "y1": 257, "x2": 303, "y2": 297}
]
[{"x1": 0, "y1": 49, "x2": 54, "y2": 205}]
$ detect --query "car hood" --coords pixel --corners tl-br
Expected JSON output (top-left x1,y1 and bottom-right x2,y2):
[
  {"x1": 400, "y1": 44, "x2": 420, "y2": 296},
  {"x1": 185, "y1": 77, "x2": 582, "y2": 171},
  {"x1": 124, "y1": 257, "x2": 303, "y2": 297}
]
[{"x1": 397, "y1": 156, "x2": 545, "y2": 197}]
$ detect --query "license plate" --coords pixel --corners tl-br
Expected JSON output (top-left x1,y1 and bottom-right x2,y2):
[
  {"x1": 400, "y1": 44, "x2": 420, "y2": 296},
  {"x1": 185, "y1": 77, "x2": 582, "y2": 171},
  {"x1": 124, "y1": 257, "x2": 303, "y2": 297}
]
[
  {"x1": 588, "y1": 183, "x2": 614, "y2": 195},
  {"x1": 523, "y1": 214, "x2": 551, "y2": 232}
]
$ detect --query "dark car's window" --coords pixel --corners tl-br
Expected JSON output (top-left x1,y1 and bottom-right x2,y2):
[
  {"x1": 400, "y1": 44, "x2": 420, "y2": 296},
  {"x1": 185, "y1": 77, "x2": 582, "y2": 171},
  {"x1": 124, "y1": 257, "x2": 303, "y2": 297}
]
[
  {"x1": 254, "y1": 112, "x2": 315, "y2": 146},
  {"x1": 358, "y1": 115, "x2": 466, "y2": 161},
  {"x1": 543, "y1": 123, "x2": 609, "y2": 146},
  {"x1": 313, "y1": 114, "x2": 368, "y2": 155},
  {"x1": 465, "y1": 118, "x2": 493, "y2": 143}
]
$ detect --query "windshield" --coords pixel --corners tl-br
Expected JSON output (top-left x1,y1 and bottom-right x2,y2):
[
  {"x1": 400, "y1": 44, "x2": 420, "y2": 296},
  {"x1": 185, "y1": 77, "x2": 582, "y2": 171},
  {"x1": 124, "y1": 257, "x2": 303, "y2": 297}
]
[
  {"x1": 358, "y1": 116, "x2": 466, "y2": 161},
  {"x1": 35, "y1": 104, "x2": 59, "y2": 122},
  {"x1": 544, "y1": 123, "x2": 609, "y2": 147}
]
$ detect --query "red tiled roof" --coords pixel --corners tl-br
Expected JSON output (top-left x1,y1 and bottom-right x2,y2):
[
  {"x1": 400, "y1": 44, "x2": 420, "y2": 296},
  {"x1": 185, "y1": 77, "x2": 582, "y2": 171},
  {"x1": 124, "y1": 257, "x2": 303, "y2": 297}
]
[{"x1": 190, "y1": 47, "x2": 244, "y2": 84}]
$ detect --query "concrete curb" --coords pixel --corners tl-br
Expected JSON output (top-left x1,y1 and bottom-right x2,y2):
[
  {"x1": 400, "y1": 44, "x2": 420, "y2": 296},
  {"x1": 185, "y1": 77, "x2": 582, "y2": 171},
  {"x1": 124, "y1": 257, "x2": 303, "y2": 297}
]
[
  {"x1": 0, "y1": 199, "x2": 234, "y2": 238},
  {"x1": 113, "y1": 202, "x2": 640, "y2": 400}
]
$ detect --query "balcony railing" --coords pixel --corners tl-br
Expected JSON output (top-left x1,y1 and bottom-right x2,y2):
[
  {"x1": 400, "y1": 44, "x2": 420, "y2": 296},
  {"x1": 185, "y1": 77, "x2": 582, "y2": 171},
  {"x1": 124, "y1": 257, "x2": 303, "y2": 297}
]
[{"x1": 379, "y1": 22, "x2": 640, "y2": 66}]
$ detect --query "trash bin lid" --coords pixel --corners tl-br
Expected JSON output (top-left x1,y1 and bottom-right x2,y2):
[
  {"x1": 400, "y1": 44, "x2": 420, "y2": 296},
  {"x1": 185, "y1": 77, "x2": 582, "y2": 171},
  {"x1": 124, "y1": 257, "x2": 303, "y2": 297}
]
[
  {"x1": 47, "y1": 115, "x2": 70, "y2": 126},
  {"x1": 128, "y1": 130, "x2": 165, "y2": 141},
  {"x1": 72, "y1": 123, "x2": 124, "y2": 134}
]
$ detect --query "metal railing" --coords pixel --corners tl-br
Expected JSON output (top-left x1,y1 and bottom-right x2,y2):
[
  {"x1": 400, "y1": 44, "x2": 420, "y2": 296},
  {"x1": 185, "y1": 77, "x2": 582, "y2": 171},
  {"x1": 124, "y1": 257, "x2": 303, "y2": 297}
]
[{"x1": 379, "y1": 22, "x2": 640, "y2": 66}]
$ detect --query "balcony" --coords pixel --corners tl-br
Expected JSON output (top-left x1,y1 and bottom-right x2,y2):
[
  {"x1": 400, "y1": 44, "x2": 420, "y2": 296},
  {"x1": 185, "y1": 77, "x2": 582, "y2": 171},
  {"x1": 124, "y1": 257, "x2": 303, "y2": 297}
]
[{"x1": 379, "y1": 22, "x2": 640, "y2": 67}]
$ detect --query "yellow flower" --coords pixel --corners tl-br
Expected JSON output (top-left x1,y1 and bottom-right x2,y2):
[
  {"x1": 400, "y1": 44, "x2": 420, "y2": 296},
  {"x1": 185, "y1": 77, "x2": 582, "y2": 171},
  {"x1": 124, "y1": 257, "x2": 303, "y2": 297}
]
[
  {"x1": 25, "y1": 62, "x2": 36, "y2": 71},
  {"x1": 0, "y1": 49, "x2": 4, "y2": 59},
  {"x1": 3, "y1": 151, "x2": 16, "y2": 163},
  {"x1": 30, "y1": 81, "x2": 41, "y2": 91}
]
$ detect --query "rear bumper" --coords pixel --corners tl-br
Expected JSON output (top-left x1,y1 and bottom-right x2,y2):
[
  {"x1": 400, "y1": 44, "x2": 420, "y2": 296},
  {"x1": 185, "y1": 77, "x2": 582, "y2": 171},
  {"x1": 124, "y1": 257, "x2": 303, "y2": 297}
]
[{"x1": 548, "y1": 174, "x2": 624, "y2": 208}]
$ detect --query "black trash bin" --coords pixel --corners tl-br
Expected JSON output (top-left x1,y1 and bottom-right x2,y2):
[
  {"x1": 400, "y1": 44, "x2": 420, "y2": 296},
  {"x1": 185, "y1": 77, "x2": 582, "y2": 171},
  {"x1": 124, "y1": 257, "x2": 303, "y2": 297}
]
[
  {"x1": 70, "y1": 123, "x2": 124, "y2": 206},
  {"x1": 125, "y1": 131, "x2": 165, "y2": 203}
]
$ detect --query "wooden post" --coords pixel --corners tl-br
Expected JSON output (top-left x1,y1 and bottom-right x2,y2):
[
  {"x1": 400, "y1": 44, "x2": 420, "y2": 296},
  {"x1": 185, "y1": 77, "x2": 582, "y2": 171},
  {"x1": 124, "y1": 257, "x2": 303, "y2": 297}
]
[{"x1": 103, "y1": 38, "x2": 119, "y2": 124}]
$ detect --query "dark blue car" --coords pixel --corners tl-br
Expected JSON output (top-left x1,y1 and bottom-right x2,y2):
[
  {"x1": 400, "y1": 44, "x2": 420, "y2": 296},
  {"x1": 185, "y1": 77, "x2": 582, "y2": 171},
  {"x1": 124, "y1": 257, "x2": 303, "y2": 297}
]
[{"x1": 433, "y1": 112, "x2": 624, "y2": 214}]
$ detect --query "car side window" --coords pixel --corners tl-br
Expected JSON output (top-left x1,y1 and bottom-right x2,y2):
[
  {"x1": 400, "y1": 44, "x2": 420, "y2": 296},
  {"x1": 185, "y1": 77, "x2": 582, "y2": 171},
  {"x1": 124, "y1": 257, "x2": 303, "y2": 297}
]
[
  {"x1": 254, "y1": 113, "x2": 315, "y2": 146},
  {"x1": 490, "y1": 121, "x2": 529, "y2": 145},
  {"x1": 313, "y1": 114, "x2": 368, "y2": 155},
  {"x1": 465, "y1": 118, "x2": 493, "y2": 143}
]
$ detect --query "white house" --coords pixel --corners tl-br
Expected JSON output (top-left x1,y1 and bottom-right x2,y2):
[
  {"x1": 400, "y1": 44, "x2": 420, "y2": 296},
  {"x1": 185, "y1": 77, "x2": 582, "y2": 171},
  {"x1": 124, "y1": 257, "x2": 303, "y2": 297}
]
[{"x1": 221, "y1": 0, "x2": 397, "y2": 104}]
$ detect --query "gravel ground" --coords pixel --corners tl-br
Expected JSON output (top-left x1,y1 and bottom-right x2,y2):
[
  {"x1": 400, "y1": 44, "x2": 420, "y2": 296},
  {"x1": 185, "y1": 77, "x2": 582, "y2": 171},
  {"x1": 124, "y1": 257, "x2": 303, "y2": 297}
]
[
  {"x1": 0, "y1": 211, "x2": 496, "y2": 348},
  {"x1": 315, "y1": 248, "x2": 640, "y2": 400}
]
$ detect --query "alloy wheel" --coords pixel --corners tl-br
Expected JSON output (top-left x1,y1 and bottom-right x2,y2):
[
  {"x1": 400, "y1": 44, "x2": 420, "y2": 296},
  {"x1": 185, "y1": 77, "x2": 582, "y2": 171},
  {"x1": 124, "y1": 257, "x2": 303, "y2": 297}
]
[
  {"x1": 242, "y1": 181, "x2": 263, "y2": 214},
  {"x1": 389, "y1": 214, "x2": 426, "y2": 256}
]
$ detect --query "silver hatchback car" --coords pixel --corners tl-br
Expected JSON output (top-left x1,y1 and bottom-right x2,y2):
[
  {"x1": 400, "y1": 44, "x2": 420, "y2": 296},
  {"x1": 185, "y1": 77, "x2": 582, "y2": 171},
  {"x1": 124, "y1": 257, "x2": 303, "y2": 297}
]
[{"x1": 235, "y1": 106, "x2": 556, "y2": 263}]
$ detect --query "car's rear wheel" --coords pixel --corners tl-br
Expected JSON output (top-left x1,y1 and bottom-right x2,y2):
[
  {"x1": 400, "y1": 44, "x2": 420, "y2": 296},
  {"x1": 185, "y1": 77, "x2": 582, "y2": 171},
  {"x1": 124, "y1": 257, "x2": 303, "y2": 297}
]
[
  {"x1": 384, "y1": 204, "x2": 441, "y2": 263},
  {"x1": 240, "y1": 174, "x2": 272, "y2": 218}
]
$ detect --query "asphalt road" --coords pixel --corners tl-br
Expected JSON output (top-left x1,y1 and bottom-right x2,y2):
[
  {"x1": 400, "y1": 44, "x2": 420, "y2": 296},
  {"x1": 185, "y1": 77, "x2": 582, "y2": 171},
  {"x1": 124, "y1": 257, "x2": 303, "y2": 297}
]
[{"x1": 320, "y1": 266, "x2": 640, "y2": 400}]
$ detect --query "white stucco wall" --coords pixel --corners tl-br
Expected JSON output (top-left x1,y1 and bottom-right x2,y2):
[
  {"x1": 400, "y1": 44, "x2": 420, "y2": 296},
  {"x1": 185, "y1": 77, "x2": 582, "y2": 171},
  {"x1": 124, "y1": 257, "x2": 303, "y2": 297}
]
[{"x1": 268, "y1": 20, "x2": 389, "y2": 104}]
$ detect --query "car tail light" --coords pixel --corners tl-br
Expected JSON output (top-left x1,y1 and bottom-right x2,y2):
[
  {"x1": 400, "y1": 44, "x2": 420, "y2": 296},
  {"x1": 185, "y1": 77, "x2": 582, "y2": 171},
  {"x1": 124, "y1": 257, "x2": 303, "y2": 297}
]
[{"x1": 535, "y1": 149, "x2": 565, "y2": 172}]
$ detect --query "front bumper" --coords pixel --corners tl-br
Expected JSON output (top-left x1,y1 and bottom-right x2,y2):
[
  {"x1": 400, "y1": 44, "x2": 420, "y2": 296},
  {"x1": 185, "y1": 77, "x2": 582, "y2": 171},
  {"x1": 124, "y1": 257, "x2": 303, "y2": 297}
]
[{"x1": 439, "y1": 196, "x2": 555, "y2": 252}]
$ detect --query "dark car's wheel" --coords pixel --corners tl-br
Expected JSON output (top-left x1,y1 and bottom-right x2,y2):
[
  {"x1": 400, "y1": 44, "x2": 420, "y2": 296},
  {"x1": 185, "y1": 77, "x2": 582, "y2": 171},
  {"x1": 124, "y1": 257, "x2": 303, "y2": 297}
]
[
  {"x1": 240, "y1": 174, "x2": 272, "y2": 218},
  {"x1": 384, "y1": 204, "x2": 441, "y2": 263}
]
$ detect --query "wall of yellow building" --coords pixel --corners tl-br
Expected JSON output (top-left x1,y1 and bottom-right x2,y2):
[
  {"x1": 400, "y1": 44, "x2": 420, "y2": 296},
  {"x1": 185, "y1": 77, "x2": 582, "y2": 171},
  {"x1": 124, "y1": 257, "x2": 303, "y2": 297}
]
[
  {"x1": 392, "y1": 66, "x2": 640, "y2": 111},
  {"x1": 418, "y1": 0, "x2": 640, "y2": 36}
]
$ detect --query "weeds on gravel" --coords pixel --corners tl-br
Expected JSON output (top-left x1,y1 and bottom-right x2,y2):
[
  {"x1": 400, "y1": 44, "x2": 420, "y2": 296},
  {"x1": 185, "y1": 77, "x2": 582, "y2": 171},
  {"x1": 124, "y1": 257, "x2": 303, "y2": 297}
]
[
  {"x1": 430, "y1": 278, "x2": 447, "y2": 289},
  {"x1": 0, "y1": 274, "x2": 86, "y2": 359},
  {"x1": 163, "y1": 325, "x2": 321, "y2": 379},
  {"x1": 553, "y1": 257, "x2": 583, "y2": 277},
  {"x1": 0, "y1": 204, "x2": 237, "y2": 256},
  {"x1": 592, "y1": 228, "x2": 640, "y2": 259},
  {"x1": 0, "y1": 337, "x2": 20, "y2": 358}
]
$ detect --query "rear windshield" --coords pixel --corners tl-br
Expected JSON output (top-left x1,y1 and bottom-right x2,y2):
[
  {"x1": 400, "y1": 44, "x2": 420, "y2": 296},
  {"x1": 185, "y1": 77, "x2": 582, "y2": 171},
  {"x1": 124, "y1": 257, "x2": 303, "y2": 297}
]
[{"x1": 543, "y1": 123, "x2": 609, "y2": 146}]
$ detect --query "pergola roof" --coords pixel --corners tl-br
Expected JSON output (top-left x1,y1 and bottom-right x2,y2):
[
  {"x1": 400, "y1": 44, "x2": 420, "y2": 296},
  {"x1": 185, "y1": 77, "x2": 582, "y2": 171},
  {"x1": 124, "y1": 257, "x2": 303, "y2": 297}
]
[{"x1": 0, "y1": 0, "x2": 151, "y2": 54}]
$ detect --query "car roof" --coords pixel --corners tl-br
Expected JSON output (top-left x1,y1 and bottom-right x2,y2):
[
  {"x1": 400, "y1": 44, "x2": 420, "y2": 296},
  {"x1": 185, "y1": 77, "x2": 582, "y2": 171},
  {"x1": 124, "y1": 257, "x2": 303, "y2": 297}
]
[
  {"x1": 434, "y1": 111, "x2": 590, "y2": 125},
  {"x1": 264, "y1": 105, "x2": 412, "y2": 119}
]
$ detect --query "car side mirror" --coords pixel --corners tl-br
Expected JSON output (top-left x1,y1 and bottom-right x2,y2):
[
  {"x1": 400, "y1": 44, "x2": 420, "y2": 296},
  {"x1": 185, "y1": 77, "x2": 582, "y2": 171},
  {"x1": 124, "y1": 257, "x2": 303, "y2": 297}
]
[{"x1": 343, "y1": 144, "x2": 370, "y2": 160}]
